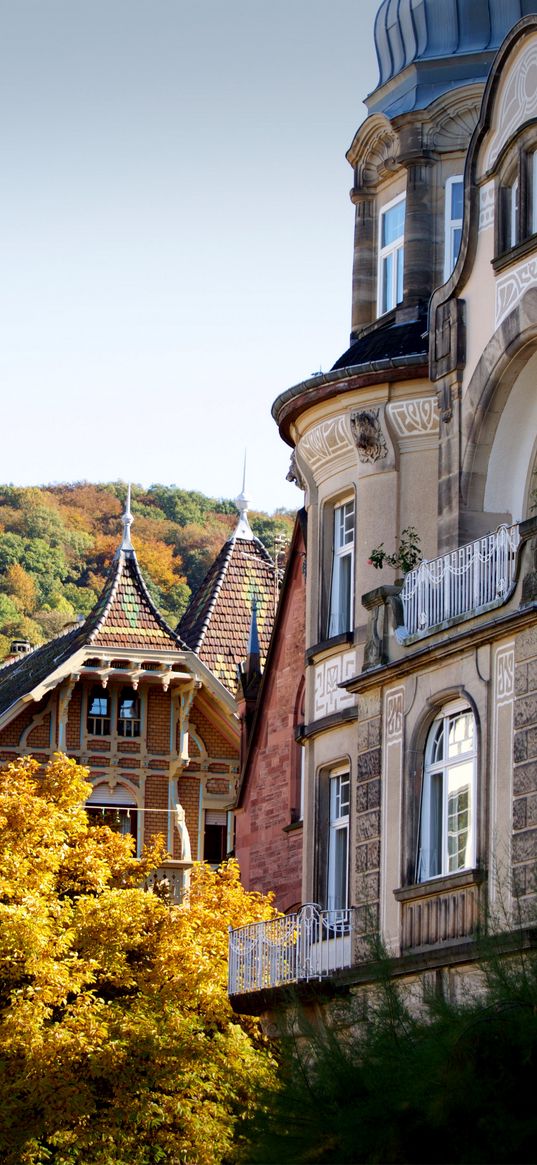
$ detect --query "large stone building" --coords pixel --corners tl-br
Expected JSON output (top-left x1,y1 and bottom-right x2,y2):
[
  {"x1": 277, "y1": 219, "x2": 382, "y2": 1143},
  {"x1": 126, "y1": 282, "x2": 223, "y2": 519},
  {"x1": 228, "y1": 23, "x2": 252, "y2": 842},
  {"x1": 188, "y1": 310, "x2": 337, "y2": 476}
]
[{"x1": 229, "y1": 2, "x2": 537, "y2": 1014}]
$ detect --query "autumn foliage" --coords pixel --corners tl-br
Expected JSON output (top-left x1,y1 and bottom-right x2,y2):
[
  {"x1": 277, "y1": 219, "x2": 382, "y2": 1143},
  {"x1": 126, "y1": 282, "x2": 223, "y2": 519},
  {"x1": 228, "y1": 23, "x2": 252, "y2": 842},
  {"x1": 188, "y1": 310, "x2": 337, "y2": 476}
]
[
  {"x1": 0, "y1": 754, "x2": 277, "y2": 1164},
  {"x1": 0, "y1": 483, "x2": 294, "y2": 657}
]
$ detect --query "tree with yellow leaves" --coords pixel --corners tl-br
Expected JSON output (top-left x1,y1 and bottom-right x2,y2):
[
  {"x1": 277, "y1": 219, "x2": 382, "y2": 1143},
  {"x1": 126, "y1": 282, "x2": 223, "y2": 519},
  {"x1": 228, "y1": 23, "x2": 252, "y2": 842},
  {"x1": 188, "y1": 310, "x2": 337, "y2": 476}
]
[{"x1": 0, "y1": 754, "x2": 277, "y2": 1165}]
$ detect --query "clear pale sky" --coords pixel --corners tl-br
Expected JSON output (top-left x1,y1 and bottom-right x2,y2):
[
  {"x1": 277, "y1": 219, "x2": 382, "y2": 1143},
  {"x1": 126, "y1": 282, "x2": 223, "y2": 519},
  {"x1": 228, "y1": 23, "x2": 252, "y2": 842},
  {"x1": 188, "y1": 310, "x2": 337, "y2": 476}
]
[{"x1": 2, "y1": 0, "x2": 381, "y2": 513}]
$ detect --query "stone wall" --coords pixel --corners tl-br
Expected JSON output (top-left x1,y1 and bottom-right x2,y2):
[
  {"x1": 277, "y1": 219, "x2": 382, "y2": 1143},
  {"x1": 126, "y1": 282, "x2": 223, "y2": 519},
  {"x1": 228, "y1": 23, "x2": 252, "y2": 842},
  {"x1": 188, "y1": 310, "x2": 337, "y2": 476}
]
[{"x1": 355, "y1": 690, "x2": 382, "y2": 958}]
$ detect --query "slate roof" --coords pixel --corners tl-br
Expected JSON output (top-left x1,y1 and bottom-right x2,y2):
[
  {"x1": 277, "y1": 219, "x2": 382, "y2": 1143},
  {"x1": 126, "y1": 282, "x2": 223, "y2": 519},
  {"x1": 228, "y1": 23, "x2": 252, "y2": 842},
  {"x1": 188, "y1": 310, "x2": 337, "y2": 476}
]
[
  {"x1": 0, "y1": 546, "x2": 186, "y2": 718},
  {"x1": 331, "y1": 312, "x2": 428, "y2": 372},
  {"x1": 178, "y1": 532, "x2": 276, "y2": 693}
]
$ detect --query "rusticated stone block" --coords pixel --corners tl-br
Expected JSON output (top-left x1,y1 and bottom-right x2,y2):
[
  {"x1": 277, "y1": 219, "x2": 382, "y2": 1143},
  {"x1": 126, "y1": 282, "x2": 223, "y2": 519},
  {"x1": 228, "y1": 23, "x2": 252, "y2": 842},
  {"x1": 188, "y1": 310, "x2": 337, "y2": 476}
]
[
  {"x1": 515, "y1": 695, "x2": 537, "y2": 730},
  {"x1": 514, "y1": 731, "x2": 528, "y2": 764},
  {"x1": 528, "y1": 659, "x2": 537, "y2": 693},
  {"x1": 356, "y1": 809, "x2": 380, "y2": 842},
  {"x1": 526, "y1": 793, "x2": 537, "y2": 827},
  {"x1": 512, "y1": 865, "x2": 527, "y2": 897},
  {"x1": 527, "y1": 727, "x2": 537, "y2": 759},
  {"x1": 516, "y1": 664, "x2": 528, "y2": 696},
  {"x1": 368, "y1": 718, "x2": 381, "y2": 749},
  {"x1": 356, "y1": 871, "x2": 380, "y2": 903},
  {"x1": 512, "y1": 829, "x2": 537, "y2": 864},
  {"x1": 516, "y1": 627, "x2": 537, "y2": 662},
  {"x1": 513, "y1": 761, "x2": 537, "y2": 796},
  {"x1": 367, "y1": 840, "x2": 380, "y2": 869},
  {"x1": 357, "y1": 749, "x2": 380, "y2": 781},
  {"x1": 356, "y1": 784, "x2": 368, "y2": 813},
  {"x1": 356, "y1": 843, "x2": 369, "y2": 872},
  {"x1": 513, "y1": 797, "x2": 528, "y2": 830},
  {"x1": 367, "y1": 779, "x2": 381, "y2": 809}
]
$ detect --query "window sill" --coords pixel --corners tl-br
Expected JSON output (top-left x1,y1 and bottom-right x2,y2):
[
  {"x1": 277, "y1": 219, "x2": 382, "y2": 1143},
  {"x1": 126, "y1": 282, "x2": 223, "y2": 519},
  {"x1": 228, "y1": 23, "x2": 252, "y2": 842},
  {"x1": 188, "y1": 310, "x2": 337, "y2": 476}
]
[
  {"x1": 394, "y1": 867, "x2": 485, "y2": 903},
  {"x1": 283, "y1": 819, "x2": 303, "y2": 834},
  {"x1": 306, "y1": 631, "x2": 354, "y2": 664},
  {"x1": 492, "y1": 232, "x2": 537, "y2": 273}
]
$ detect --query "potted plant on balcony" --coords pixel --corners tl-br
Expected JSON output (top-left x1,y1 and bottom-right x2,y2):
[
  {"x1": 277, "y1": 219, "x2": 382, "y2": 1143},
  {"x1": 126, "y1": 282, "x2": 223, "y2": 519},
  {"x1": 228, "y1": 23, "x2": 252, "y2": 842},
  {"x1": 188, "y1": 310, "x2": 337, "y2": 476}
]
[{"x1": 368, "y1": 527, "x2": 421, "y2": 581}]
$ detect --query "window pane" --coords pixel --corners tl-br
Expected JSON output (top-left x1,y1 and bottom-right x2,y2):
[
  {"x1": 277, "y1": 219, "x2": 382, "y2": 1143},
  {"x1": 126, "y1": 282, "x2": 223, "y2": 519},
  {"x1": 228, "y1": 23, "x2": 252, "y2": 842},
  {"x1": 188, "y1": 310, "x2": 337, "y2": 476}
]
[
  {"x1": 382, "y1": 200, "x2": 405, "y2": 246},
  {"x1": 447, "y1": 761, "x2": 472, "y2": 872},
  {"x1": 447, "y1": 711, "x2": 474, "y2": 758},
  {"x1": 396, "y1": 245, "x2": 404, "y2": 305},
  {"x1": 331, "y1": 827, "x2": 348, "y2": 911},
  {"x1": 382, "y1": 253, "x2": 393, "y2": 314},
  {"x1": 419, "y1": 707, "x2": 476, "y2": 882},
  {"x1": 451, "y1": 179, "x2": 463, "y2": 220},
  {"x1": 89, "y1": 695, "x2": 108, "y2": 717}
]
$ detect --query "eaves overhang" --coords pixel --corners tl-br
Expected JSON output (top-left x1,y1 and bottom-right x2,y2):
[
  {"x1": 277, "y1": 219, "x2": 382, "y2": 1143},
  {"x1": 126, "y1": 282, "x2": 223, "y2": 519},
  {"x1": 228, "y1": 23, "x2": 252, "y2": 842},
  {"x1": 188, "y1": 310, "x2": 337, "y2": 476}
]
[{"x1": 272, "y1": 354, "x2": 428, "y2": 446}]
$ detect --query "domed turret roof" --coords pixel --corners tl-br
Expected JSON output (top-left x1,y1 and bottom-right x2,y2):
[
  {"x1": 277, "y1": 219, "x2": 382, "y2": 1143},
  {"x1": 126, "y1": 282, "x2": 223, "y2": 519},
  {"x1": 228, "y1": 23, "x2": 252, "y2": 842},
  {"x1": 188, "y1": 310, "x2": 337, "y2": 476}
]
[{"x1": 369, "y1": 0, "x2": 537, "y2": 116}]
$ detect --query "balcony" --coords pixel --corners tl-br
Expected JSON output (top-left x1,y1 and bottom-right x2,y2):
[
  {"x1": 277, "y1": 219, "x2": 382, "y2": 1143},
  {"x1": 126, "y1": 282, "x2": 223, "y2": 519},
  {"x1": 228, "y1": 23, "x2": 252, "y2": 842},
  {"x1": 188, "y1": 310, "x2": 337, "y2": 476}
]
[
  {"x1": 144, "y1": 859, "x2": 191, "y2": 903},
  {"x1": 394, "y1": 870, "x2": 485, "y2": 952},
  {"x1": 399, "y1": 522, "x2": 521, "y2": 638},
  {"x1": 228, "y1": 903, "x2": 354, "y2": 996}
]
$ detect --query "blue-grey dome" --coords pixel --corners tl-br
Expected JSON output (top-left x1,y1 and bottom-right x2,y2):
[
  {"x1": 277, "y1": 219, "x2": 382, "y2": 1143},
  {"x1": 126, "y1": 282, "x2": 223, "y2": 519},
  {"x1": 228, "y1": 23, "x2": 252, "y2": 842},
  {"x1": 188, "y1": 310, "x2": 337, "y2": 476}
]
[{"x1": 370, "y1": 0, "x2": 537, "y2": 116}]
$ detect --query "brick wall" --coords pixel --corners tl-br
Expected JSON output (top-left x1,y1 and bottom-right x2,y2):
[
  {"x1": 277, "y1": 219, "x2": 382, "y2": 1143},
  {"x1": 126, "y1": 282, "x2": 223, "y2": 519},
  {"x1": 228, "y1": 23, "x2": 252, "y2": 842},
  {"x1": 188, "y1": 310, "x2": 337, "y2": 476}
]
[
  {"x1": 146, "y1": 688, "x2": 170, "y2": 754},
  {"x1": 178, "y1": 775, "x2": 201, "y2": 860},
  {"x1": 235, "y1": 528, "x2": 305, "y2": 912},
  {"x1": 66, "y1": 689, "x2": 82, "y2": 749}
]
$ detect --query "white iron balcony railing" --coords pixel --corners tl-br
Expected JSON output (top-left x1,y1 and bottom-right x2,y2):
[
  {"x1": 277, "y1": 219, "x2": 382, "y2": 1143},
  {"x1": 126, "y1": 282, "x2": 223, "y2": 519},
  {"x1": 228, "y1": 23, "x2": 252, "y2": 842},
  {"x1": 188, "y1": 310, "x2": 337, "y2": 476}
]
[
  {"x1": 400, "y1": 523, "x2": 521, "y2": 637},
  {"x1": 228, "y1": 903, "x2": 354, "y2": 996}
]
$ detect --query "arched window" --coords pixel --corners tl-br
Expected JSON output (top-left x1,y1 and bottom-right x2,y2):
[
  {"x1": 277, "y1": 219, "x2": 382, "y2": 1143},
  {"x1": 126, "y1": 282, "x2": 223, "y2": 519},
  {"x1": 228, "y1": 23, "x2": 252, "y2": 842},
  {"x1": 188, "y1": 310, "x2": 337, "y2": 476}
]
[
  {"x1": 118, "y1": 687, "x2": 140, "y2": 738},
  {"x1": 417, "y1": 702, "x2": 477, "y2": 883},
  {"x1": 87, "y1": 687, "x2": 110, "y2": 736}
]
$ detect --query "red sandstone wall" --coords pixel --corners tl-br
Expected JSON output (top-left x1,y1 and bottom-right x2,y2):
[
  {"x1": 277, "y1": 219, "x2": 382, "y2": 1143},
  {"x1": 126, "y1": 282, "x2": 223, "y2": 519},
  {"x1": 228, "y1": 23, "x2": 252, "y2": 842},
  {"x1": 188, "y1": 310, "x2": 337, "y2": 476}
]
[{"x1": 235, "y1": 526, "x2": 305, "y2": 913}]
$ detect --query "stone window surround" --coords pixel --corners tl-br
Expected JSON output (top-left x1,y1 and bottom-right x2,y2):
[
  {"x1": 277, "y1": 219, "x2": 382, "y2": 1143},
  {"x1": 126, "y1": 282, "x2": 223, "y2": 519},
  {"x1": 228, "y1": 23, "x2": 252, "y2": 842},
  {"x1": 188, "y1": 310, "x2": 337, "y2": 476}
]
[{"x1": 493, "y1": 124, "x2": 537, "y2": 262}]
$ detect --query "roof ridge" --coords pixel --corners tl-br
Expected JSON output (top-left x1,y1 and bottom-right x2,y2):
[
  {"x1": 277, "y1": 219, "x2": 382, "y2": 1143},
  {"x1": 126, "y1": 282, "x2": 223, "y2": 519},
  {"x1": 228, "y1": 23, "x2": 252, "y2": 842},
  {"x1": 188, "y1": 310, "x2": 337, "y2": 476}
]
[{"x1": 87, "y1": 548, "x2": 186, "y2": 651}]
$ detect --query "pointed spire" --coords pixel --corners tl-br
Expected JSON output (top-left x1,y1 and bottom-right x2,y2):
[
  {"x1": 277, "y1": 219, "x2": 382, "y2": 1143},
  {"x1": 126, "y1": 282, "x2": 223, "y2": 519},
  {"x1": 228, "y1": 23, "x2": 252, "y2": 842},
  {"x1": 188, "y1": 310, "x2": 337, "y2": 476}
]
[
  {"x1": 233, "y1": 451, "x2": 254, "y2": 540},
  {"x1": 120, "y1": 483, "x2": 134, "y2": 552}
]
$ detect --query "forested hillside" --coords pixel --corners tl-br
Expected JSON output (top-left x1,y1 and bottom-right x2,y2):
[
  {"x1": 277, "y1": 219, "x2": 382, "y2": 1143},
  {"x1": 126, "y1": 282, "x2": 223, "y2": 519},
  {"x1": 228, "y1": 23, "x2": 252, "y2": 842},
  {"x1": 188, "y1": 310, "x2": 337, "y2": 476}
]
[{"x1": 0, "y1": 484, "x2": 294, "y2": 659}]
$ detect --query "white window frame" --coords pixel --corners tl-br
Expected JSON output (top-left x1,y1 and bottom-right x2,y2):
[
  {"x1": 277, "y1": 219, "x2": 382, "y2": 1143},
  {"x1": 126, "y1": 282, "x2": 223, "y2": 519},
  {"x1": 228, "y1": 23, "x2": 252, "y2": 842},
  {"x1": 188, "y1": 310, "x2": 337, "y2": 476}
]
[
  {"x1": 444, "y1": 175, "x2": 464, "y2": 280},
  {"x1": 377, "y1": 193, "x2": 405, "y2": 317},
  {"x1": 509, "y1": 177, "x2": 519, "y2": 249},
  {"x1": 417, "y1": 701, "x2": 477, "y2": 883},
  {"x1": 327, "y1": 497, "x2": 355, "y2": 639},
  {"x1": 327, "y1": 767, "x2": 350, "y2": 913}
]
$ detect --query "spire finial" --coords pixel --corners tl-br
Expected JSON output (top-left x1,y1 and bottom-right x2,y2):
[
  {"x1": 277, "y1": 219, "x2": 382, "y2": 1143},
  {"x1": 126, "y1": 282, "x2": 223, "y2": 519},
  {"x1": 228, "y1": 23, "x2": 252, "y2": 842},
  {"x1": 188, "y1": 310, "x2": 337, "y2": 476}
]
[
  {"x1": 233, "y1": 450, "x2": 254, "y2": 540},
  {"x1": 120, "y1": 483, "x2": 134, "y2": 551}
]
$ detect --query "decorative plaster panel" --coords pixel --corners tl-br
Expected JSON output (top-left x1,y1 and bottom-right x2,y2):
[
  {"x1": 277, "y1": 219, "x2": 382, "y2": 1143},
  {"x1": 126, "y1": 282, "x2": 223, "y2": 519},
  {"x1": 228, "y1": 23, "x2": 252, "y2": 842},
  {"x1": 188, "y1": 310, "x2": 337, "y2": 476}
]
[
  {"x1": 496, "y1": 644, "x2": 515, "y2": 703},
  {"x1": 386, "y1": 688, "x2": 404, "y2": 744},
  {"x1": 496, "y1": 256, "x2": 537, "y2": 327},
  {"x1": 387, "y1": 398, "x2": 439, "y2": 439},
  {"x1": 479, "y1": 181, "x2": 495, "y2": 232},
  {"x1": 313, "y1": 651, "x2": 356, "y2": 720},
  {"x1": 299, "y1": 416, "x2": 354, "y2": 477},
  {"x1": 487, "y1": 41, "x2": 537, "y2": 170}
]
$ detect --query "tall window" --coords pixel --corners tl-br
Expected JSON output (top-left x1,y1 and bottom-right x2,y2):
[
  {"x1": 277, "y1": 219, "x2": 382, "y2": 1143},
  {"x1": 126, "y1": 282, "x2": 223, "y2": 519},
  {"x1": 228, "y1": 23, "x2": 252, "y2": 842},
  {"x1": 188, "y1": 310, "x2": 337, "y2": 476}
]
[
  {"x1": 378, "y1": 195, "x2": 405, "y2": 316},
  {"x1": 87, "y1": 687, "x2": 110, "y2": 736},
  {"x1": 509, "y1": 178, "x2": 519, "y2": 249},
  {"x1": 327, "y1": 498, "x2": 355, "y2": 638},
  {"x1": 417, "y1": 704, "x2": 477, "y2": 883},
  {"x1": 327, "y1": 769, "x2": 350, "y2": 912},
  {"x1": 444, "y1": 176, "x2": 463, "y2": 279},
  {"x1": 118, "y1": 687, "x2": 141, "y2": 737}
]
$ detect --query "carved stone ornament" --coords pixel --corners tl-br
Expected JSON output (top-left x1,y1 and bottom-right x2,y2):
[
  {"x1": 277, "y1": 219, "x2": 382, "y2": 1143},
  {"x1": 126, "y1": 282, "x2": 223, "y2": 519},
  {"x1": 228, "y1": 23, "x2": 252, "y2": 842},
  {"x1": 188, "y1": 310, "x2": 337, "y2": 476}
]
[
  {"x1": 286, "y1": 449, "x2": 306, "y2": 491},
  {"x1": 350, "y1": 408, "x2": 387, "y2": 463}
]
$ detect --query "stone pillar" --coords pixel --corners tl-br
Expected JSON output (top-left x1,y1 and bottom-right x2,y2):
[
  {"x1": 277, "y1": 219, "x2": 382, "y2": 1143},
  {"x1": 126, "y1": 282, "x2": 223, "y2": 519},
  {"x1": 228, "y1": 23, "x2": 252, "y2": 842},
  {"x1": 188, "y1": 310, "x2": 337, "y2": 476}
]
[
  {"x1": 350, "y1": 191, "x2": 376, "y2": 335},
  {"x1": 400, "y1": 151, "x2": 435, "y2": 315}
]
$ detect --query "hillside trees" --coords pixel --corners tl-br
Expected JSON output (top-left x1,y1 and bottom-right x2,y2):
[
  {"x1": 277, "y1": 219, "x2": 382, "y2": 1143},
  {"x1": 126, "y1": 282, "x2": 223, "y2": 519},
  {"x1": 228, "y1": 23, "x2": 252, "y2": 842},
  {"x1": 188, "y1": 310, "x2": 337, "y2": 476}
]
[
  {"x1": 0, "y1": 483, "x2": 295, "y2": 656},
  {"x1": 0, "y1": 754, "x2": 277, "y2": 1165}
]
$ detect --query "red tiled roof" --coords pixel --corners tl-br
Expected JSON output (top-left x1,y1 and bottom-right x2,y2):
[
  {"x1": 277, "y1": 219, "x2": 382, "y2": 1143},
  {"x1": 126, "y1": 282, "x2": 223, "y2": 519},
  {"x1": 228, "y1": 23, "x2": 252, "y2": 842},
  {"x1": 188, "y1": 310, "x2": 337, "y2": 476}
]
[
  {"x1": 87, "y1": 549, "x2": 185, "y2": 652},
  {"x1": 178, "y1": 534, "x2": 276, "y2": 692}
]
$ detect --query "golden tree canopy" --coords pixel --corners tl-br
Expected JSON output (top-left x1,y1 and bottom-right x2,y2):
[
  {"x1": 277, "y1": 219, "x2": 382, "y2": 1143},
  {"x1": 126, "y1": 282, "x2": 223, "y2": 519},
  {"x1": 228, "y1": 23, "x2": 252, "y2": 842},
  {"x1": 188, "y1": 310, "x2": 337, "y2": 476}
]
[{"x1": 0, "y1": 754, "x2": 276, "y2": 1165}]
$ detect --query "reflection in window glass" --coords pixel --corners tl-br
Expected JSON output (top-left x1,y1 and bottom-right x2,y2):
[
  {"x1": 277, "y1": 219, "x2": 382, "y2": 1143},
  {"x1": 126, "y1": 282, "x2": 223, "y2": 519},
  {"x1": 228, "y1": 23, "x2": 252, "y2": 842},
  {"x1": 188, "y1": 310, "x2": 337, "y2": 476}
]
[
  {"x1": 378, "y1": 197, "x2": 405, "y2": 315},
  {"x1": 417, "y1": 705, "x2": 476, "y2": 882}
]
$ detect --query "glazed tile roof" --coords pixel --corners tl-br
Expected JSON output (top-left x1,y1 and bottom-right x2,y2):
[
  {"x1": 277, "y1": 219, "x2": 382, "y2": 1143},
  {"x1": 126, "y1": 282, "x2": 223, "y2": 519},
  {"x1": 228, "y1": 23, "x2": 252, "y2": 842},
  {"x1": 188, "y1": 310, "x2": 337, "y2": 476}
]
[
  {"x1": 331, "y1": 310, "x2": 428, "y2": 371},
  {"x1": 178, "y1": 532, "x2": 277, "y2": 693},
  {"x1": 0, "y1": 547, "x2": 186, "y2": 717}
]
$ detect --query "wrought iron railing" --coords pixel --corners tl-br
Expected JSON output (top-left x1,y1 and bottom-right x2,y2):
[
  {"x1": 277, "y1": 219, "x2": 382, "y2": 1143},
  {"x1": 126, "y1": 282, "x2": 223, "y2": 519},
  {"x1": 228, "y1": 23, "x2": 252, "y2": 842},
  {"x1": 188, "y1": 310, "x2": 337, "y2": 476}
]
[
  {"x1": 228, "y1": 903, "x2": 354, "y2": 995},
  {"x1": 400, "y1": 523, "x2": 520, "y2": 637}
]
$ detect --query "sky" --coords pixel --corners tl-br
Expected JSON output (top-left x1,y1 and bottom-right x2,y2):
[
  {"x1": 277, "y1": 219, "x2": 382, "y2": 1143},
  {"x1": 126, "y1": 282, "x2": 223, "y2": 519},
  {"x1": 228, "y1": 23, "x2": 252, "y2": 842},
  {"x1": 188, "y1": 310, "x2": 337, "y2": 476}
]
[{"x1": 1, "y1": 0, "x2": 381, "y2": 514}]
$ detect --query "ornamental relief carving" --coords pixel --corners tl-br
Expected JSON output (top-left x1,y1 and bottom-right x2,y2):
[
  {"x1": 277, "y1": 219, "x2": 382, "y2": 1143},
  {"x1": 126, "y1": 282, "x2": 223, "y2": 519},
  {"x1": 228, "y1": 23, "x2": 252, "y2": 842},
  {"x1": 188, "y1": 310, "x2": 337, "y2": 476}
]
[
  {"x1": 387, "y1": 398, "x2": 439, "y2": 438},
  {"x1": 479, "y1": 182, "x2": 495, "y2": 232},
  {"x1": 299, "y1": 416, "x2": 354, "y2": 474},
  {"x1": 350, "y1": 408, "x2": 388, "y2": 463},
  {"x1": 385, "y1": 688, "x2": 404, "y2": 743},
  {"x1": 496, "y1": 256, "x2": 537, "y2": 327},
  {"x1": 486, "y1": 41, "x2": 537, "y2": 170},
  {"x1": 429, "y1": 103, "x2": 479, "y2": 151},
  {"x1": 314, "y1": 652, "x2": 356, "y2": 720},
  {"x1": 496, "y1": 646, "x2": 515, "y2": 703}
]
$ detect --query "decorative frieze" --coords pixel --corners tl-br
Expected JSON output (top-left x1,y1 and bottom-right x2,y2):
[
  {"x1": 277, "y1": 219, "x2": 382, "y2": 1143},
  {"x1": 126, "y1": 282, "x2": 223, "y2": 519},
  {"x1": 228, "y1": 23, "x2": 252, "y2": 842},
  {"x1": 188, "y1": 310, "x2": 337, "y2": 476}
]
[
  {"x1": 486, "y1": 41, "x2": 537, "y2": 170},
  {"x1": 299, "y1": 416, "x2": 354, "y2": 478},
  {"x1": 387, "y1": 398, "x2": 439, "y2": 439},
  {"x1": 313, "y1": 651, "x2": 356, "y2": 720},
  {"x1": 496, "y1": 257, "x2": 537, "y2": 327},
  {"x1": 479, "y1": 181, "x2": 495, "y2": 232}
]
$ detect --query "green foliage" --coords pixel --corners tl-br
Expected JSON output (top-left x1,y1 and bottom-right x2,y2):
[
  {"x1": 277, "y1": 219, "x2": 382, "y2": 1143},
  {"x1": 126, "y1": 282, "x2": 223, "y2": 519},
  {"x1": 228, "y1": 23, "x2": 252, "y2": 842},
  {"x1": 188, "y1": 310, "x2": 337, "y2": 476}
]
[
  {"x1": 243, "y1": 943, "x2": 537, "y2": 1165},
  {"x1": 0, "y1": 755, "x2": 277, "y2": 1165},
  {"x1": 0, "y1": 484, "x2": 294, "y2": 654},
  {"x1": 369, "y1": 526, "x2": 421, "y2": 576}
]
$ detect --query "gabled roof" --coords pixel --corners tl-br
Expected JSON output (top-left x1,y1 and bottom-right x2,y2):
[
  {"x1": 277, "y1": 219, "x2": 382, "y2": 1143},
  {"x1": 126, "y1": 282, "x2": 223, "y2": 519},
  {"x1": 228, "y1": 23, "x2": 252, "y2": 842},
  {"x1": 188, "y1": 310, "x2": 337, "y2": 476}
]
[
  {"x1": 0, "y1": 543, "x2": 187, "y2": 719},
  {"x1": 178, "y1": 530, "x2": 276, "y2": 693}
]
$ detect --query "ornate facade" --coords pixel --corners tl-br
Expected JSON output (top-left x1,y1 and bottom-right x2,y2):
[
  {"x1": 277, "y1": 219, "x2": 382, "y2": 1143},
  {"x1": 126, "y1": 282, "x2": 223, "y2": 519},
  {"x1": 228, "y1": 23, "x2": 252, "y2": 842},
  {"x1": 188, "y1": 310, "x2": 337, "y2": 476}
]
[{"x1": 229, "y1": 2, "x2": 537, "y2": 1016}]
